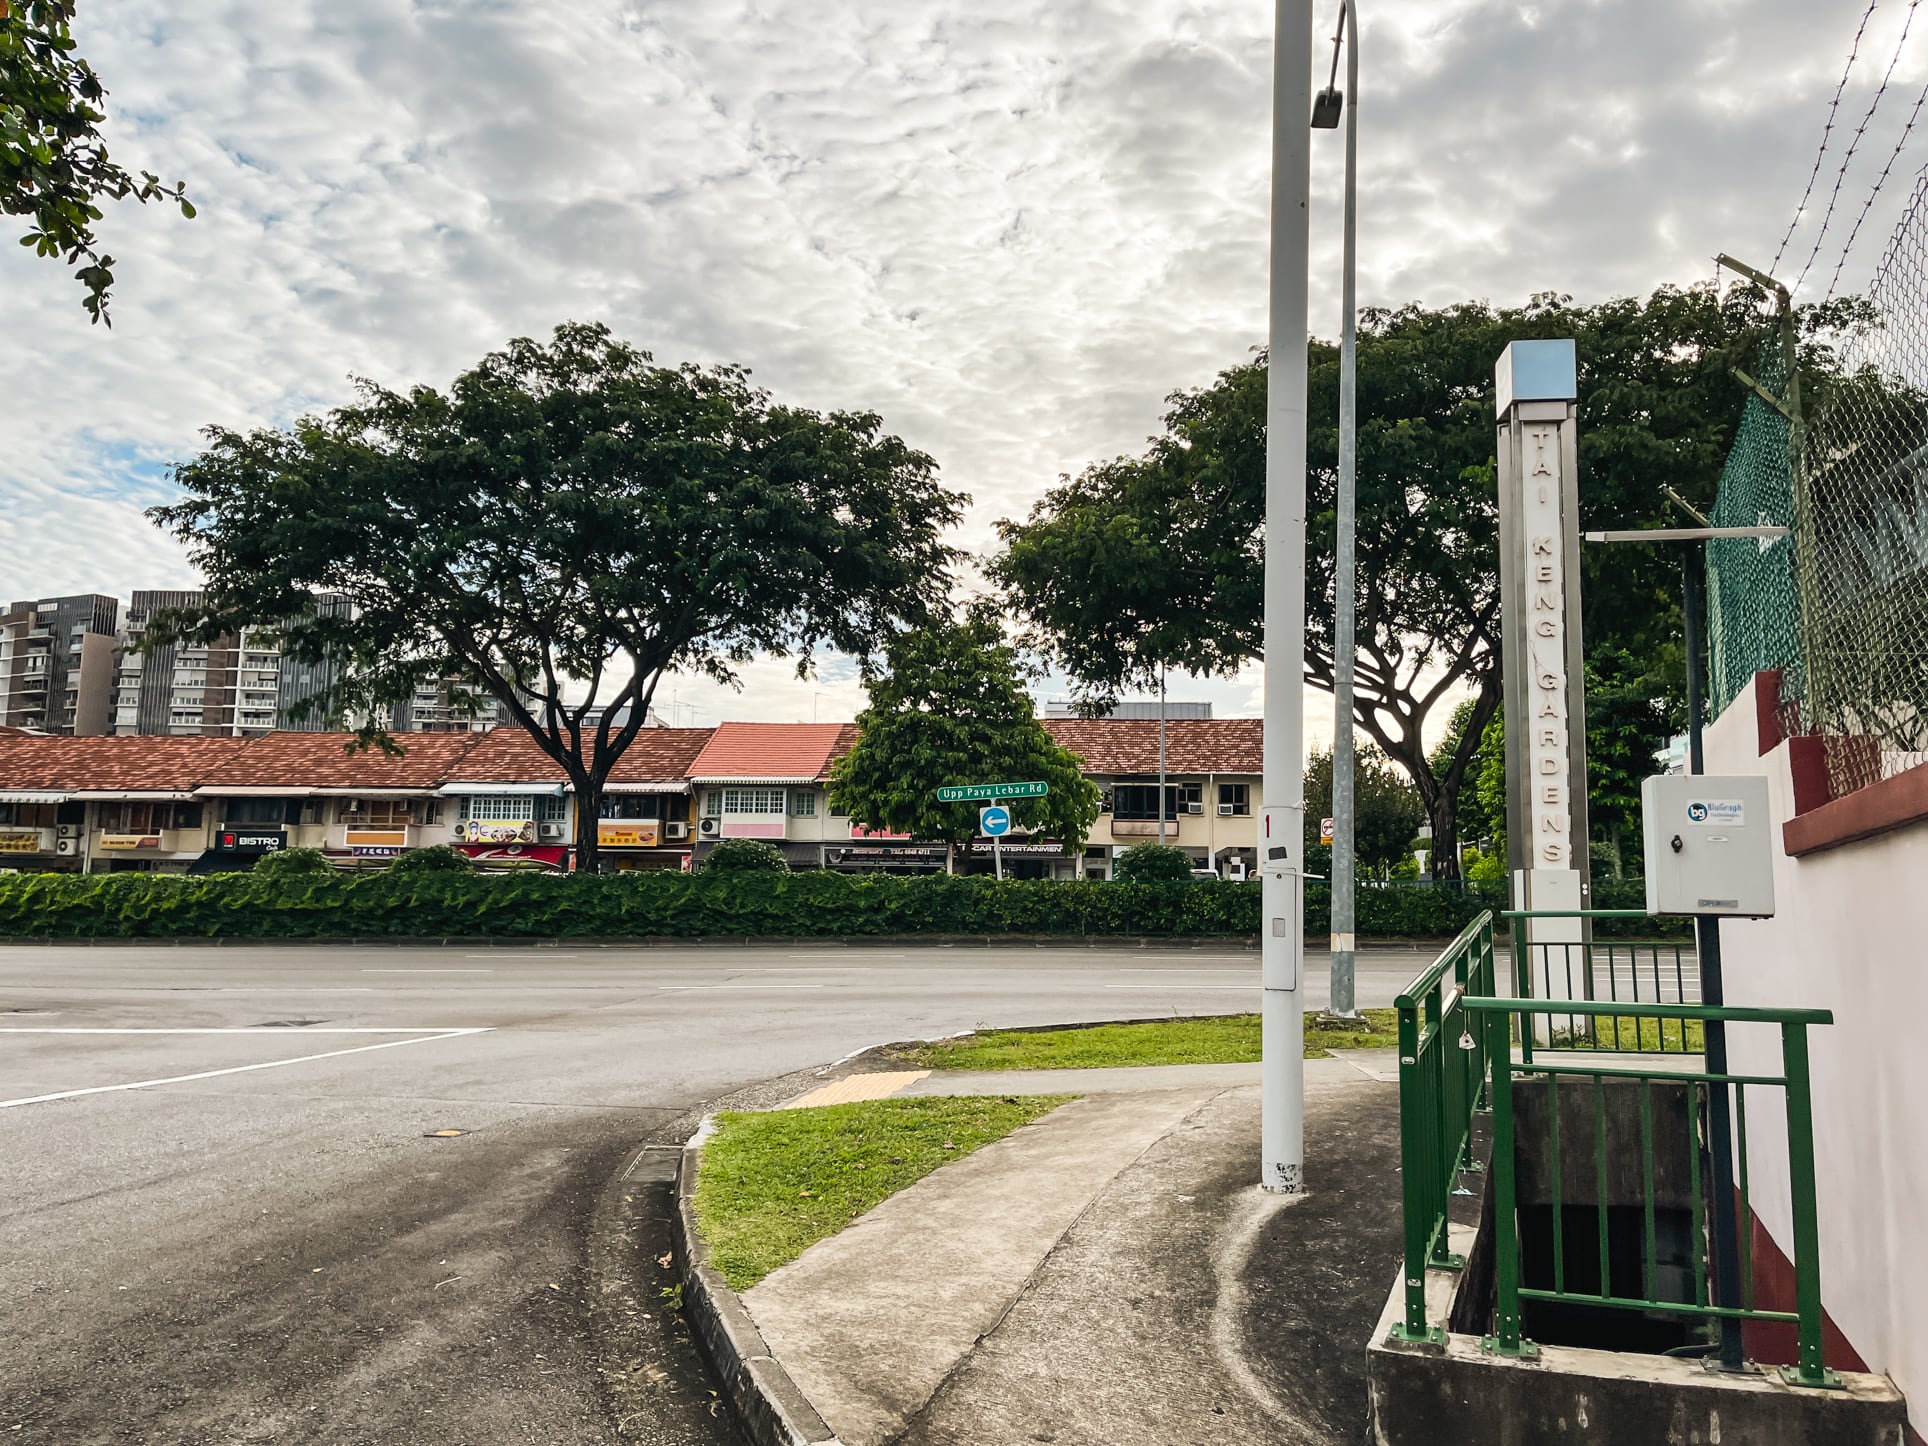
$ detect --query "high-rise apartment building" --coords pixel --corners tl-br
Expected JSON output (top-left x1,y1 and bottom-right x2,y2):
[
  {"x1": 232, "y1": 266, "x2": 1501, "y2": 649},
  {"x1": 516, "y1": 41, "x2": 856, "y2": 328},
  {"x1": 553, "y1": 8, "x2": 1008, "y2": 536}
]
[
  {"x1": 0, "y1": 594, "x2": 121, "y2": 735},
  {"x1": 113, "y1": 590, "x2": 357, "y2": 737}
]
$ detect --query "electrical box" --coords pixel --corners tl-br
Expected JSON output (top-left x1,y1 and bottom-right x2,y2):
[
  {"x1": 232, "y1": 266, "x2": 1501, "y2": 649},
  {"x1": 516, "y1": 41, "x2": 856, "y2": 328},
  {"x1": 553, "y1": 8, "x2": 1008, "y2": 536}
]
[{"x1": 1640, "y1": 775, "x2": 1775, "y2": 917}]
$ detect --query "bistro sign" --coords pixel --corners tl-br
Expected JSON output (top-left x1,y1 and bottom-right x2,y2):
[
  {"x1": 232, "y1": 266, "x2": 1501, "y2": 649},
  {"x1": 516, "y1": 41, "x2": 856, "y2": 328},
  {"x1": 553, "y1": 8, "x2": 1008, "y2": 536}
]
[{"x1": 216, "y1": 829, "x2": 286, "y2": 853}]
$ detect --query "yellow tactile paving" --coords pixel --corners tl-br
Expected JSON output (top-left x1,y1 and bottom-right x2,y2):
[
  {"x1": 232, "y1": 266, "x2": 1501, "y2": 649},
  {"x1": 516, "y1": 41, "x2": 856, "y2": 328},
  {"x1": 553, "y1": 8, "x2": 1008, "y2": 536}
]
[{"x1": 782, "y1": 1071, "x2": 930, "y2": 1109}]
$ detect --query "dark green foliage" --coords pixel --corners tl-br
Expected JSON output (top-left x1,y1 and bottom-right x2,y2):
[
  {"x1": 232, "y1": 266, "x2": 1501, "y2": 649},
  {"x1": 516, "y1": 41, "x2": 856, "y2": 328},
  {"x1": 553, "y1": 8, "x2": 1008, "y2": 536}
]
[
  {"x1": 386, "y1": 844, "x2": 472, "y2": 875},
  {"x1": 0, "y1": 871, "x2": 1685, "y2": 941},
  {"x1": 147, "y1": 322, "x2": 963, "y2": 872},
  {"x1": 1111, "y1": 843, "x2": 1193, "y2": 882},
  {"x1": 1303, "y1": 746, "x2": 1427, "y2": 876},
  {"x1": 994, "y1": 284, "x2": 1871, "y2": 877},
  {"x1": 251, "y1": 847, "x2": 331, "y2": 878},
  {"x1": 827, "y1": 606, "x2": 1100, "y2": 852},
  {"x1": 700, "y1": 839, "x2": 789, "y2": 873},
  {"x1": 1, "y1": 0, "x2": 194, "y2": 322}
]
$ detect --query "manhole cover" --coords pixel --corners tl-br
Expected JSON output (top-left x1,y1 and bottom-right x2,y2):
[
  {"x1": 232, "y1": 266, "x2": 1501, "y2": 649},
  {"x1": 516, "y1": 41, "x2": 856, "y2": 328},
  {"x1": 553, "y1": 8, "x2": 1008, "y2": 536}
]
[{"x1": 425, "y1": 1129, "x2": 467, "y2": 1139}]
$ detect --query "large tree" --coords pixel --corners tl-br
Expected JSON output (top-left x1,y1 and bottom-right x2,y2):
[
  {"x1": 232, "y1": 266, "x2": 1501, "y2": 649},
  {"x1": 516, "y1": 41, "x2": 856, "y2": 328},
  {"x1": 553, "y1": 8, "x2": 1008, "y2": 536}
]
[
  {"x1": 2, "y1": 0, "x2": 193, "y2": 323},
  {"x1": 1303, "y1": 745, "x2": 1426, "y2": 877},
  {"x1": 827, "y1": 606, "x2": 1100, "y2": 870},
  {"x1": 150, "y1": 322, "x2": 964, "y2": 872},
  {"x1": 994, "y1": 283, "x2": 1864, "y2": 876}
]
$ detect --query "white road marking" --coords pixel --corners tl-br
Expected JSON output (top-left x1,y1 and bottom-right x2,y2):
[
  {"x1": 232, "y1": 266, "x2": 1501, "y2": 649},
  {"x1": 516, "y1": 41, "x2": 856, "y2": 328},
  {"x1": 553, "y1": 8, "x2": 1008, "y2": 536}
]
[
  {"x1": 657, "y1": 984, "x2": 826, "y2": 991},
  {"x1": 361, "y1": 968, "x2": 495, "y2": 974},
  {"x1": 1118, "y1": 968, "x2": 1257, "y2": 974},
  {"x1": 0, "y1": 1027, "x2": 476, "y2": 1035},
  {"x1": 1103, "y1": 985, "x2": 1259, "y2": 991},
  {"x1": 463, "y1": 953, "x2": 583, "y2": 959},
  {"x1": 783, "y1": 952, "x2": 905, "y2": 958},
  {"x1": 0, "y1": 1028, "x2": 492, "y2": 1110}
]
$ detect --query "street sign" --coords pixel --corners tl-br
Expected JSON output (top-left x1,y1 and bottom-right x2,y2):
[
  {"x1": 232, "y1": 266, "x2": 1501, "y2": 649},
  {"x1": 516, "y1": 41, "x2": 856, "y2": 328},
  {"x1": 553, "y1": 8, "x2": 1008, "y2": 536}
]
[
  {"x1": 979, "y1": 805, "x2": 1013, "y2": 837},
  {"x1": 935, "y1": 781, "x2": 1049, "y2": 802}
]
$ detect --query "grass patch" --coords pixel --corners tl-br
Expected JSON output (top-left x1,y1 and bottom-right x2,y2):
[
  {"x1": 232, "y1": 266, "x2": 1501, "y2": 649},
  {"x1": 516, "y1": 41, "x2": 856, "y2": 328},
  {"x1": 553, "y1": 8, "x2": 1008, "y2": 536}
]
[
  {"x1": 894, "y1": 1010, "x2": 1402, "y2": 1072},
  {"x1": 1544, "y1": 1014, "x2": 1706, "y2": 1053},
  {"x1": 692, "y1": 1094, "x2": 1071, "y2": 1290}
]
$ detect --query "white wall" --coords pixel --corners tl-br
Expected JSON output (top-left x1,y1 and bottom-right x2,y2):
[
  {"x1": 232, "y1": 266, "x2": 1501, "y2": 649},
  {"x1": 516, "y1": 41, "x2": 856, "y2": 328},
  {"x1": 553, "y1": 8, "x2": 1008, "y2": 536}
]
[{"x1": 1706, "y1": 680, "x2": 1928, "y2": 1416}]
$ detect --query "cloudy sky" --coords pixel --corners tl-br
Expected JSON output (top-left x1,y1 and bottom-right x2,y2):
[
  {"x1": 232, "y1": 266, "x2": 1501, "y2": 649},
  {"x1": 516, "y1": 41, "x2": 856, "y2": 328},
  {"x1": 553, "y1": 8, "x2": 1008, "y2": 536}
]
[{"x1": 3, "y1": 0, "x2": 1923, "y2": 734}]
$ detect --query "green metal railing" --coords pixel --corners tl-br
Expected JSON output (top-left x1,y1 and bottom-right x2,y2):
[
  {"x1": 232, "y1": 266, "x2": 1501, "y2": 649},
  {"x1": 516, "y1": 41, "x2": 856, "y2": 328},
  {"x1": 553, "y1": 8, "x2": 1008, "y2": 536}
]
[
  {"x1": 1389, "y1": 910, "x2": 1501, "y2": 1346},
  {"x1": 1505, "y1": 910, "x2": 1699, "y2": 1059},
  {"x1": 1470, "y1": 997, "x2": 1838, "y2": 1389}
]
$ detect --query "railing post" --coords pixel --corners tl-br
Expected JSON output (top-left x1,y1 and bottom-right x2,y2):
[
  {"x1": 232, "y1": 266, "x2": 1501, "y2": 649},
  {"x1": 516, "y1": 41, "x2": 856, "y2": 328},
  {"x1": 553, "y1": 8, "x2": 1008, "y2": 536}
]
[
  {"x1": 1511, "y1": 920, "x2": 1536, "y2": 1065},
  {"x1": 1481, "y1": 1038, "x2": 1537, "y2": 1358},
  {"x1": 1390, "y1": 996, "x2": 1443, "y2": 1346},
  {"x1": 1778, "y1": 1022, "x2": 1841, "y2": 1389}
]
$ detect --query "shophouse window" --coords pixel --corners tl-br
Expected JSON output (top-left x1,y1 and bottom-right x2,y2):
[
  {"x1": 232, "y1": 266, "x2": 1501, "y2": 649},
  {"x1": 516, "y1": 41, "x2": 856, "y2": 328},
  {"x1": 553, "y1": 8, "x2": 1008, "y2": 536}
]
[
  {"x1": 702, "y1": 790, "x2": 722, "y2": 817},
  {"x1": 1111, "y1": 783, "x2": 1204, "y2": 821},
  {"x1": 227, "y1": 797, "x2": 298, "y2": 825},
  {"x1": 100, "y1": 802, "x2": 164, "y2": 833},
  {"x1": 790, "y1": 790, "x2": 817, "y2": 818},
  {"x1": 603, "y1": 795, "x2": 666, "y2": 821},
  {"x1": 1218, "y1": 783, "x2": 1251, "y2": 817},
  {"x1": 722, "y1": 788, "x2": 786, "y2": 814},
  {"x1": 466, "y1": 795, "x2": 536, "y2": 822},
  {"x1": 340, "y1": 799, "x2": 414, "y2": 827}
]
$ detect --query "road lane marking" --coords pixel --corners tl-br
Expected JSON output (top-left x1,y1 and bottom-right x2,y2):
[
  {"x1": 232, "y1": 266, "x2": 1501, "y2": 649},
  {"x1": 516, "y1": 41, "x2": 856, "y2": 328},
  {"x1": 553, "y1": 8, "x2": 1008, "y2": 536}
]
[
  {"x1": 1103, "y1": 985, "x2": 1258, "y2": 991},
  {"x1": 1118, "y1": 968, "x2": 1257, "y2": 973},
  {"x1": 361, "y1": 968, "x2": 495, "y2": 973},
  {"x1": 657, "y1": 984, "x2": 826, "y2": 991},
  {"x1": 0, "y1": 1027, "x2": 478, "y2": 1034},
  {"x1": 0, "y1": 1027, "x2": 492, "y2": 1110}
]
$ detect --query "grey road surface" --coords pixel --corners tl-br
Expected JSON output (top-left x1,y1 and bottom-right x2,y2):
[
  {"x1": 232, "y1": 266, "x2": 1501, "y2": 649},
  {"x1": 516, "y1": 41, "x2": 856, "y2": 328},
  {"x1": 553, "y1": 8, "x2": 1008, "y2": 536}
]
[{"x1": 0, "y1": 940, "x2": 1431, "y2": 1445}]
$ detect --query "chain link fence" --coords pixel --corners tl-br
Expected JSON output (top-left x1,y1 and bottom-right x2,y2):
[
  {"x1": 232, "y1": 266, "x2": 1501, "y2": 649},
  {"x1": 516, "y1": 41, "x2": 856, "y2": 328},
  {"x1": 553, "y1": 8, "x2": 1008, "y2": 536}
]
[{"x1": 1710, "y1": 166, "x2": 1928, "y2": 796}]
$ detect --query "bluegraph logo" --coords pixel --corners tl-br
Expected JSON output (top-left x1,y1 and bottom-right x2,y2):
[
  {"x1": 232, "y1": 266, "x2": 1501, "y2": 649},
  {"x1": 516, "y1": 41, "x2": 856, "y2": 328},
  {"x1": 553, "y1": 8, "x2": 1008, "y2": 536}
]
[{"x1": 1687, "y1": 802, "x2": 1709, "y2": 823}]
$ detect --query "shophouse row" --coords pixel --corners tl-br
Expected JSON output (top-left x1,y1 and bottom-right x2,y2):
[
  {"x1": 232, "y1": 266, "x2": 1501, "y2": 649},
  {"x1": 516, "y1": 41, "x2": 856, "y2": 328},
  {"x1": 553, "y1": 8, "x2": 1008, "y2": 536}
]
[{"x1": 0, "y1": 719, "x2": 1264, "y2": 879}]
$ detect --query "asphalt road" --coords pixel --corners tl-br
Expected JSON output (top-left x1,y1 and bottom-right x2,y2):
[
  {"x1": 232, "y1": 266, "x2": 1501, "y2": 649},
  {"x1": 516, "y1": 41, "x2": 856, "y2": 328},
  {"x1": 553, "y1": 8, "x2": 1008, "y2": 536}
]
[{"x1": 0, "y1": 939, "x2": 1435, "y2": 1446}]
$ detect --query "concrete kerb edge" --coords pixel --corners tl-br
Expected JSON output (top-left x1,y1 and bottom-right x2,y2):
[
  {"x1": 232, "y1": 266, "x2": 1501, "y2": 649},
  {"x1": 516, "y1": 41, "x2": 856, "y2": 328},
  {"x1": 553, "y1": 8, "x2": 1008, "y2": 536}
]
[
  {"x1": 673, "y1": 1119, "x2": 845, "y2": 1446},
  {"x1": 0, "y1": 933, "x2": 1269, "y2": 950}
]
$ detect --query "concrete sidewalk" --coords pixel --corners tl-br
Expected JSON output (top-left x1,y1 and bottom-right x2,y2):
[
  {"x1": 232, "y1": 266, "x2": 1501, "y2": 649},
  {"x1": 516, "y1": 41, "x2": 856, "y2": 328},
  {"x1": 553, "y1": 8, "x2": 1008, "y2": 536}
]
[{"x1": 734, "y1": 1057, "x2": 1402, "y2": 1446}]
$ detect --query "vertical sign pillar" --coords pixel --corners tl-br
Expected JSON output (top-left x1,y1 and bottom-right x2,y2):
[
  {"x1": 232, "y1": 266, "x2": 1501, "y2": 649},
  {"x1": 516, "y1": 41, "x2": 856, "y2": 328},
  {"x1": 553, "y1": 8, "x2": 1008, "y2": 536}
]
[{"x1": 1496, "y1": 340, "x2": 1590, "y2": 987}]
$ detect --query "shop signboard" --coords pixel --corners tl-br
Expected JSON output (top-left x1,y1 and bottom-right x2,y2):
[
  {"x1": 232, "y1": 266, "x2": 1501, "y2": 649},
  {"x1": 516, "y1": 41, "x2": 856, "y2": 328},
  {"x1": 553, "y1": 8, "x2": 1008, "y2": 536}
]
[
  {"x1": 454, "y1": 820, "x2": 534, "y2": 845},
  {"x1": 345, "y1": 828, "x2": 408, "y2": 851},
  {"x1": 0, "y1": 831, "x2": 45, "y2": 854},
  {"x1": 99, "y1": 834, "x2": 162, "y2": 850},
  {"x1": 598, "y1": 821, "x2": 660, "y2": 848},
  {"x1": 453, "y1": 843, "x2": 567, "y2": 870},
  {"x1": 216, "y1": 829, "x2": 286, "y2": 853}
]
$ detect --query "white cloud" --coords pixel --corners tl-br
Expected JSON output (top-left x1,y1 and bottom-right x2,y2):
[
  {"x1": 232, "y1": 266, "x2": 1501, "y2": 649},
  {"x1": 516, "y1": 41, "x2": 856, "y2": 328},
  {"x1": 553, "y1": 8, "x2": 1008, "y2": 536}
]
[{"x1": 3, "y1": 0, "x2": 1921, "y2": 723}]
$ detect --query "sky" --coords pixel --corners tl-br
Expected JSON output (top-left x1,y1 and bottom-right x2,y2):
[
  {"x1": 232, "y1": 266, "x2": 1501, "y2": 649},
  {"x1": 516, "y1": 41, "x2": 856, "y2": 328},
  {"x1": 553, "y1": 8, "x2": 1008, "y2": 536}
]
[{"x1": 3, "y1": 0, "x2": 1924, "y2": 739}]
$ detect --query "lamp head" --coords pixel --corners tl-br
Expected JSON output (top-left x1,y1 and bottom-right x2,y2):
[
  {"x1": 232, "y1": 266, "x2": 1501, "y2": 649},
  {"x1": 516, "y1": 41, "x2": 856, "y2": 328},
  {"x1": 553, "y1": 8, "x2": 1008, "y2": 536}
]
[{"x1": 1310, "y1": 87, "x2": 1344, "y2": 129}]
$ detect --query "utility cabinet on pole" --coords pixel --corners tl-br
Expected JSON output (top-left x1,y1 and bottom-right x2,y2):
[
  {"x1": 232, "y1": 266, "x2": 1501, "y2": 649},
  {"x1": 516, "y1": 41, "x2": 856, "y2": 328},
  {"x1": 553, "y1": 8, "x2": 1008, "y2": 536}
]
[{"x1": 1495, "y1": 341, "x2": 1591, "y2": 973}]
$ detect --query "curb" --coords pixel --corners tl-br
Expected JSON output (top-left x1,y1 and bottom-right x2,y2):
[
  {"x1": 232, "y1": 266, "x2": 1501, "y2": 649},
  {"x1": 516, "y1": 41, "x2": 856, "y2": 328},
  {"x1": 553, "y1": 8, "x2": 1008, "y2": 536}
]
[
  {"x1": 671, "y1": 1124, "x2": 843, "y2": 1446},
  {"x1": 0, "y1": 933, "x2": 1265, "y2": 950}
]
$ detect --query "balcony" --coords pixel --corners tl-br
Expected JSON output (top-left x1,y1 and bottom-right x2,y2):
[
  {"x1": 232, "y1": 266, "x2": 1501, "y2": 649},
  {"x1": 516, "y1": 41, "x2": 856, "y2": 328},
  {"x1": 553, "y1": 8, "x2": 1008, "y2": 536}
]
[
  {"x1": 0, "y1": 828, "x2": 57, "y2": 857},
  {"x1": 1110, "y1": 818, "x2": 1181, "y2": 839}
]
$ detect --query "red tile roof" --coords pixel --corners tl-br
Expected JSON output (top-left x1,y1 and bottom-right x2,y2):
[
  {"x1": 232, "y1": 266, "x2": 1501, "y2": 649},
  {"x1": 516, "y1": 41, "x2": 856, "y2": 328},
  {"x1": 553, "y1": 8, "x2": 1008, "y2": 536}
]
[
  {"x1": 198, "y1": 731, "x2": 488, "y2": 790},
  {"x1": 1042, "y1": 718, "x2": 1263, "y2": 775},
  {"x1": 688, "y1": 722, "x2": 850, "y2": 782},
  {"x1": 0, "y1": 735, "x2": 254, "y2": 794},
  {"x1": 817, "y1": 724, "x2": 861, "y2": 781},
  {"x1": 441, "y1": 726, "x2": 715, "y2": 786}
]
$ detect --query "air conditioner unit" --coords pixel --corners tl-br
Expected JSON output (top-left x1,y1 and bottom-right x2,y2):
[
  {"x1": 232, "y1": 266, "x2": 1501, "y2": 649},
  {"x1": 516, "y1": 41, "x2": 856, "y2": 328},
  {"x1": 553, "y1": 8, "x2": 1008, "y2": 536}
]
[
  {"x1": 537, "y1": 822, "x2": 565, "y2": 841},
  {"x1": 664, "y1": 821, "x2": 691, "y2": 841},
  {"x1": 698, "y1": 817, "x2": 721, "y2": 838},
  {"x1": 56, "y1": 823, "x2": 80, "y2": 839},
  {"x1": 55, "y1": 838, "x2": 79, "y2": 856},
  {"x1": 1217, "y1": 803, "x2": 1235, "y2": 816},
  {"x1": 1186, "y1": 801, "x2": 1204, "y2": 815},
  {"x1": 339, "y1": 800, "x2": 364, "y2": 815}
]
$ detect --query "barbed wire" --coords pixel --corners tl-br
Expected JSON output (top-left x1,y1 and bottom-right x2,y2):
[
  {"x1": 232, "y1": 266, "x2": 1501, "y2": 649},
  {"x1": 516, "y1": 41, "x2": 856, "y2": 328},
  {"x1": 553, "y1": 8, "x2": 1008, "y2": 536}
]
[
  {"x1": 1828, "y1": 77, "x2": 1928, "y2": 297},
  {"x1": 1775, "y1": 0, "x2": 1881, "y2": 276},
  {"x1": 1797, "y1": 0, "x2": 1921, "y2": 294}
]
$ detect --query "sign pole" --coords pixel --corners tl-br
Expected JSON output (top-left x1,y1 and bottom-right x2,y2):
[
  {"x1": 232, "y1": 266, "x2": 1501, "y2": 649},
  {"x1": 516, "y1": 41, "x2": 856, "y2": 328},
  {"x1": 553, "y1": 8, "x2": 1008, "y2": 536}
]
[
  {"x1": 1260, "y1": 0, "x2": 1313, "y2": 1198},
  {"x1": 994, "y1": 830, "x2": 1003, "y2": 881}
]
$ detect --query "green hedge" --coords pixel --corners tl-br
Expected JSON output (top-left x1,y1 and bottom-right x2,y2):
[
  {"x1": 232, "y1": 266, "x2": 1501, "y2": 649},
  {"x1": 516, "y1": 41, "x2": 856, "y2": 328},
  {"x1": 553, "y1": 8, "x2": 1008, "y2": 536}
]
[{"x1": 0, "y1": 870, "x2": 1684, "y2": 941}]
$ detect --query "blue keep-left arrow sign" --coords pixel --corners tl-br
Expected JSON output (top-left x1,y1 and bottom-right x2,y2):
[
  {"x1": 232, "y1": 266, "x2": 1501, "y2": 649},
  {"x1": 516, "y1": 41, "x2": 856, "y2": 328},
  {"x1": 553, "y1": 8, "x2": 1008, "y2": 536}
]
[{"x1": 979, "y1": 804, "x2": 1013, "y2": 837}]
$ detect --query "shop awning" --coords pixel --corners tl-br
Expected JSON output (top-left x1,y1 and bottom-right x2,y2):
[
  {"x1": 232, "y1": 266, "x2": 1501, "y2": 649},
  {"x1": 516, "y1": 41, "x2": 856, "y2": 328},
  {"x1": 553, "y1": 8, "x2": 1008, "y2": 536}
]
[
  {"x1": 437, "y1": 782, "x2": 567, "y2": 797},
  {"x1": 0, "y1": 790, "x2": 67, "y2": 804}
]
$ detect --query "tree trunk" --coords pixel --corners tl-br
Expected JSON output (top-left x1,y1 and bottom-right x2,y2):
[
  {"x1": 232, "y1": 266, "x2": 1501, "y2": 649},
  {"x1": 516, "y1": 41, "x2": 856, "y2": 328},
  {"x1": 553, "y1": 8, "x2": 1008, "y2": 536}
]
[
  {"x1": 574, "y1": 775, "x2": 602, "y2": 874},
  {"x1": 1429, "y1": 790, "x2": 1461, "y2": 883}
]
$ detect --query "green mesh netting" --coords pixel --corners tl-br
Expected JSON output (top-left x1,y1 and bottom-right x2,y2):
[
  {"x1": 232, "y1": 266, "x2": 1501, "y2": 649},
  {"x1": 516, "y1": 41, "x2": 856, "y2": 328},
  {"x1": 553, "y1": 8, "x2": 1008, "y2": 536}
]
[{"x1": 1708, "y1": 167, "x2": 1928, "y2": 794}]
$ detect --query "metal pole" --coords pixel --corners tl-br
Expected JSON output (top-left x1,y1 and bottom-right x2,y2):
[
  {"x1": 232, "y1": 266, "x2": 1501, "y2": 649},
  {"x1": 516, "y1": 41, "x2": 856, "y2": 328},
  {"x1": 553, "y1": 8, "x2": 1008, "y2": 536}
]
[
  {"x1": 1261, "y1": 0, "x2": 1313, "y2": 1196},
  {"x1": 1329, "y1": 0, "x2": 1360, "y2": 1019},
  {"x1": 1158, "y1": 663, "x2": 1168, "y2": 846},
  {"x1": 1684, "y1": 549, "x2": 1746, "y2": 1371}
]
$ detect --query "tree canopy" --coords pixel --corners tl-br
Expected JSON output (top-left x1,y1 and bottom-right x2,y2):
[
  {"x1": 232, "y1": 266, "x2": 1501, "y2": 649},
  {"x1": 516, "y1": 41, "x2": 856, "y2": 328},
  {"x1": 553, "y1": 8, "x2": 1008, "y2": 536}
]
[
  {"x1": 150, "y1": 322, "x2": 964, "y2": 871},
  {"x1": 826, "y1": 606, "x2": 1100, "y2": 866},
  {"x1": 993, "y1": 282, "x2": 1866, "y2": 875},
  {"x1": 2, "y1": 0, "x2": 193, "y2": 323},
  {"x1": 1303, "y1": 745, "x2": 1427, "y2": 877}
]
